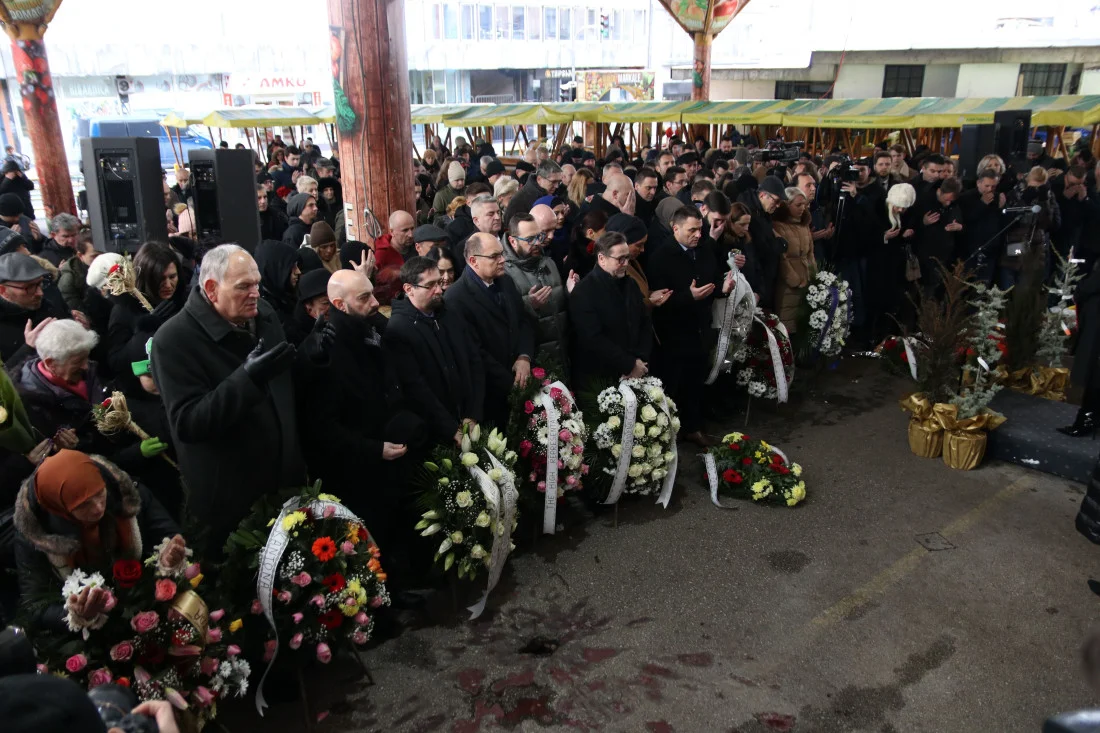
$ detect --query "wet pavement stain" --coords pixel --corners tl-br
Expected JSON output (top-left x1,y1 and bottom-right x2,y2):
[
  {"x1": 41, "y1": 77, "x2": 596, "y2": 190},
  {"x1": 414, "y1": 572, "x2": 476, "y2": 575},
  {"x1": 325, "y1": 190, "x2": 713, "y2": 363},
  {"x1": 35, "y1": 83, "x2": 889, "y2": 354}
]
[{"x1": 766, "y1": 549, "x2": 812, "y2": 574}]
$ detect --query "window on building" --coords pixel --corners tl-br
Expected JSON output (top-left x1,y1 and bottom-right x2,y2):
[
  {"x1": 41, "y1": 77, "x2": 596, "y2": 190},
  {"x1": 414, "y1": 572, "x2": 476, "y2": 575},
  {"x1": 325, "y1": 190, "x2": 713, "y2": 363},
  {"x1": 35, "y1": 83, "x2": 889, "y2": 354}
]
[
  {"x1": 512, "y1": 6, "x2": 525, "y2": 39},
  {"x1": 586, "y1": 8, "x2": 597, "y2": 35},
  {"x1": 610, "y1": 9, "x2": 622, "y2": 40},
  {"x1": 528, "y1": 6, "x2": 541, "y2": 39},
  {"x1": 495, "y1": 5, "x2": 510, "y2": 39},
  {"x1": 545, "y1": 7, "x2": 557, "y2": 39},
  {"x1": 461, "y1": 5, "x2": 476, "y2": 40},
  {"x1": 633, "y1": 9, "x2": 646, "y2": 43},
  {"x1": 882, "y1": 65, "x2": 924, "y2": 97},
  {"x1": 1019, "y1": 63, "x2": 1067, "y2": 96},
  {"x1": 443, "y1": 4, "x2": 459, "y2": 39},
  {"x1": 559, "y1": 7, "x2": 571, "y2": 39},
  {"x1": 775, "y1": 81, "x2": 833, "y2": 100},
  {"x1": 430, "y1": 3, "x2": 443, "y2": 40},
  {"x1": 479, "y1": 5, "x2": 493, "y2": 39}
]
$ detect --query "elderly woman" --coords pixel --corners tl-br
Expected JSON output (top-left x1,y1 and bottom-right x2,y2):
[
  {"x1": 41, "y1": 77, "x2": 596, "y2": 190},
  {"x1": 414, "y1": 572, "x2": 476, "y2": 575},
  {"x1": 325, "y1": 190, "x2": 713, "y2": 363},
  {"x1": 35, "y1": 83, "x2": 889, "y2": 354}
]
[
  {"x1": 13, "y1": 449, "x2": 184, "y2": 633},
  {"x1": 106, "y1": 242, "x2": 181, "y2": 394},
  {"x1": 772, "y1": 187, "x2": 816, "y2": 334},
  {"x1": 494, "y1": 177, "x2": 519, "y2": 212}
]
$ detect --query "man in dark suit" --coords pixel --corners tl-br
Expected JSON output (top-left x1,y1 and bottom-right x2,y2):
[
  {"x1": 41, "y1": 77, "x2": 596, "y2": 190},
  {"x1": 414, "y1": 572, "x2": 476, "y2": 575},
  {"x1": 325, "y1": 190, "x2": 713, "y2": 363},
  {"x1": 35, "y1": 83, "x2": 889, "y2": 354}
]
[
  {"x1": 568, "y1": 232, "x2": 653, "y2": 390},
  {"x1": 383, "y1": 257, "x2": 484, "y2": 447},
  {"x1": 646, "y1": 206, "x2": 731, "y2": 448},
  {"x1": 444, "y1": 232, "x2": 535, "y2": 427}
]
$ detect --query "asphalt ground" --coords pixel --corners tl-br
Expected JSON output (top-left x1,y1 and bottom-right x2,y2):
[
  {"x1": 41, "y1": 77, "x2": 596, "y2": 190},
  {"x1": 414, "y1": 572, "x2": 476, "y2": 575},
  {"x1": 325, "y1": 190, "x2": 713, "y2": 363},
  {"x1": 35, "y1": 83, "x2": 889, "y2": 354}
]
[{"x1": 221, "y1": 358, "x2": 1100, "y2": 733}]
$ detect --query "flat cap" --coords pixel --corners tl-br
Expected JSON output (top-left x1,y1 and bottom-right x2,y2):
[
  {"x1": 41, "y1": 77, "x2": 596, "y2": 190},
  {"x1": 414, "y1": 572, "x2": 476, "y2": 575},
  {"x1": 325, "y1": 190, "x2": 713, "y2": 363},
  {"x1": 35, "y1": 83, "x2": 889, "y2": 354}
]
[
  {"x1": 0, "y1": 252, "x2": 47, "y2": 283},
  {"x1": 414, "y1": 224, "x2": 448, "y2": 243}
]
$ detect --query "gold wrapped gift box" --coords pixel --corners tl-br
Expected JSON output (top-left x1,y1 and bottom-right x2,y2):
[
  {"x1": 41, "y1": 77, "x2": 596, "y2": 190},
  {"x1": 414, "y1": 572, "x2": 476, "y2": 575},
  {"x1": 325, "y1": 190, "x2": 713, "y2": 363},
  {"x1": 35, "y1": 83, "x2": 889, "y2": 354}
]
[{"x1": 900, "y1": 393, "x2": 944, "y2": 458}]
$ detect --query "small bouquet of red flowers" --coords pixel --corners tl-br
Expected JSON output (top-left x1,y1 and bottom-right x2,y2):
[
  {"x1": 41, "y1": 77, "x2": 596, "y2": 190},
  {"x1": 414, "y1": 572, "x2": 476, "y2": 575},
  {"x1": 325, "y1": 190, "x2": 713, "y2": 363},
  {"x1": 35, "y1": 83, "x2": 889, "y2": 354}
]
[
  {"x1": 32, "y1": 540, "x2": 248, "y2": 727},
  {"x1": 874, "y1": 336, "x2": 920, "y2": 380},
  {"x1": 702, "y1": 432, "x2": 806, "y2": 508}
]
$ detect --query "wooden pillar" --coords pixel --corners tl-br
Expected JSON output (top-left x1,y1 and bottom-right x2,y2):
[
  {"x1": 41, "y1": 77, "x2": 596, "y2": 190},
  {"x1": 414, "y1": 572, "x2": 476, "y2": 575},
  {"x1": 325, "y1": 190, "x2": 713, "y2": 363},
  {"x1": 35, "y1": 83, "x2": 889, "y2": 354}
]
[
  {"x1": 691, "y1": 33, "x2": 712, "y2": 102},
  {"x1": 327, "y1": 0, "x2": 414, "y2": 242},
  {"x1": 3, "y1": 22, "x2": 74, "y2": 215}
]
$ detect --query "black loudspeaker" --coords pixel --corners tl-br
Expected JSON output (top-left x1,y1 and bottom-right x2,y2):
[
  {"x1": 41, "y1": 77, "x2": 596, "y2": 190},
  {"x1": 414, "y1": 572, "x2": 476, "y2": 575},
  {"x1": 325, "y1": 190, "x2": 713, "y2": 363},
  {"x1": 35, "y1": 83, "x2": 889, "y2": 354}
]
[
  {"x1": 959, "y1": 124, "x2": 996, "y2": 182},
  {"x1": 81, "y1": 137, "x2": 167, "y2": 255},
  {"x1": 994, "y1": 109, "x2": 1032, "y2": 162},
  {"x1": 188, "y1": 149, "x2": 261, "y2": 252}
]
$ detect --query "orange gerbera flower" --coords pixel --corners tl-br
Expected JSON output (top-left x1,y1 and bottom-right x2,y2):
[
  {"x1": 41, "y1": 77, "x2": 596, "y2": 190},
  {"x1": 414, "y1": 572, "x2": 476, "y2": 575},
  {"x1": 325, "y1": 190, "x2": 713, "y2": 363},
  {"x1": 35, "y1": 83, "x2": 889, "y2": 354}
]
[{"x1": 311, "y1": 536, "x2": 337, "y2": 562}]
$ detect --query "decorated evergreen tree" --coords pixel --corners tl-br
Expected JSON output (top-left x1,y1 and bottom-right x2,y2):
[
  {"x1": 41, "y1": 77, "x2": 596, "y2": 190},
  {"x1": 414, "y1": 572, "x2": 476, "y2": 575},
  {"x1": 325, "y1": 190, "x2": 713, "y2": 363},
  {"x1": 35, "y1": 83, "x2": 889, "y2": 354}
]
[
  {"x1": 952, "y1": 283, "x2": 1008, "y2": 419},
  {"x1": 1037, "y1": 251, "x2": 1083, "y2": 367}
]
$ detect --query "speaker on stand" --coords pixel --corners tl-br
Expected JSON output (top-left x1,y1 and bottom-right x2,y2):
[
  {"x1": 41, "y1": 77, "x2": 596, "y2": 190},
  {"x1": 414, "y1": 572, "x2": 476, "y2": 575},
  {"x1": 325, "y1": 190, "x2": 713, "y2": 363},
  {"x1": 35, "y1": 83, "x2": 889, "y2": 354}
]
[
  {"x1": 188, "y1": 148, "x2": 261, "y2": 252},
  {"x1": 81, "y1": 136, "x2": 167, "y2": 255}
]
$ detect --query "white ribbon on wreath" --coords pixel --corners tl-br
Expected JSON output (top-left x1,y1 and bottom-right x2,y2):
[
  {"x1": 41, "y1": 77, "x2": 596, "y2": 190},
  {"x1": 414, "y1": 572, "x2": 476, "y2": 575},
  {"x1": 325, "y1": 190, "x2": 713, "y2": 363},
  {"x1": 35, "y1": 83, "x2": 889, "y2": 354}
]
[
  {"x1": 603, "y1": 380, "x2": 678, "y2": 508},
  {"x1": 255, "y1": 496, "x2": 360, "y2": 715},
  {"x1": 901, "y1": 337, "x2": 919, "y2": 381},
  {"x1": 703, "y1": 444, "x2": 789, "y2": 510},
  {"x1": 706, "y1": 268, "x2": 756, "y2": 386},
  {"x1": 752, "y1": 310, "x2": 792, "y2": 404},
  {"x1": 467, "y1": 452, "x2": 518, "y2": 620},
  {"x1": 537, "y1": 380, "x2": 576, "y2": 535}
]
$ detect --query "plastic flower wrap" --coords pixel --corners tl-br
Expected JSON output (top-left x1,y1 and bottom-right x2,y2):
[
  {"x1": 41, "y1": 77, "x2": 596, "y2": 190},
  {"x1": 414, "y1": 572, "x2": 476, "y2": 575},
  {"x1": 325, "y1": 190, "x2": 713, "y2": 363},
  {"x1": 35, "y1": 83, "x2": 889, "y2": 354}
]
[
  {"x1": 583, "y1": 376, "x2": 679, "y2": 502},
  {"x1": 732, "y1": 310, "x2": 794, "y2": 401},
  {"x1": 703, "y1": 432, "x2": 806, "y2": 508},
  {"x1": 32, "y1": 544, "x2": 245, "y2": 727}
]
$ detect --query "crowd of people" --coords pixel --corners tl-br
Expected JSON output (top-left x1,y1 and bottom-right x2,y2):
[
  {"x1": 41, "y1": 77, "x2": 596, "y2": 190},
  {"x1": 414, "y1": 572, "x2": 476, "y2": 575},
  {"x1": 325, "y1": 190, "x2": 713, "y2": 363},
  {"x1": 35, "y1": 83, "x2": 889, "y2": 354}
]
[{"x1": 0, "y1": 125, "x2": 1097, "y2": 642}]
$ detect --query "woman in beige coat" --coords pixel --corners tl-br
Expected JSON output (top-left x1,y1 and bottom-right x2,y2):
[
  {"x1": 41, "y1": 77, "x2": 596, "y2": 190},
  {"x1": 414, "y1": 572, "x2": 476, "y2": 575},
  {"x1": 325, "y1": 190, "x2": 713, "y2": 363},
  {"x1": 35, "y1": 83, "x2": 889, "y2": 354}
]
[{"x1": 772, "y1": 188, "x2": 816, "y2": 333}]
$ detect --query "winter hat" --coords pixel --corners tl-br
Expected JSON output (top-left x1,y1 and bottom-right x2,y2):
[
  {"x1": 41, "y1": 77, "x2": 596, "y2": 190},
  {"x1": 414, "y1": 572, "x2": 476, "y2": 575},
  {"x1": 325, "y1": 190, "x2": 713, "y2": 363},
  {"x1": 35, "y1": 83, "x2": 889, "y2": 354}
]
[
  {"x1": 447, "y1": 161, "x2": 466, "y2": 183},
  {"x1": 309, "y1": 221, "x2": 336, "y2": 248},
  {"x1": 86, "y1": 252, "x2": 124, "y2": 288},
  {"x1": 297, "y1": 268, "x2": 330, "y2": 302},
  {"x1": 1027, "y1": 140, "x2": 1044, "y2": 156},
  {"x1": 887, "y1": 182, "x2": 917, "y2": 210},
  {"x1": 0, "y1": 225, "x2": 28, "y2": 255},
  {"x1": 177, "y1": 207, "x2": 196, "y2": 235},
  {"x1": 0, "y1": 193, "x2": 23, "y2": 217},
  {"x1": 606, "y1": 213, "x2": 648, "y2": 244},
  {"x1": 413, "y1": 224, "x2": 448, "y2": 243},
  {"x1": 287, "y1": 192, "x2": 313, "y2": 218},
  {"x1": 485, "y1": 159, "x2": 505, "y2": 178},
  {"x1": 758, "y1": 175, "x2": 788, "y2": 201}
]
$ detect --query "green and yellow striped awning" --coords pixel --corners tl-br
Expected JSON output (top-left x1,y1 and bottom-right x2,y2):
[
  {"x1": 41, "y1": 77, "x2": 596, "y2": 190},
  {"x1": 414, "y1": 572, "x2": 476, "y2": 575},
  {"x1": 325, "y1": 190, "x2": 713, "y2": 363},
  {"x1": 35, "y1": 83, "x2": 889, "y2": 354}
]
[
  {"x1": 202, "y1": 107, "x2": 327, "y2": 128},
  {"x1": 681, "y1": 99, "x2": 788, "y2": 125}
]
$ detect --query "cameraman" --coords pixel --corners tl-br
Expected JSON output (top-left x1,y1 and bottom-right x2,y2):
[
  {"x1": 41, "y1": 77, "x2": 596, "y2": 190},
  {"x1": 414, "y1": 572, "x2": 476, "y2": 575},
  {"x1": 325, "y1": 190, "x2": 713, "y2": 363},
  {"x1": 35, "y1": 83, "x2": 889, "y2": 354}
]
[
  {"x1": 736, "y1": 175, "x2": 787, "y2": 310},
  {"x1": 833, "y1": 158, "x2": 887, "y2": 344},
  {"x1": 957, "y1": 168, "x2": 1006, "y2": 286},
  {"x1": 912, "y1": 176, "x2": 965, "y2": 293}
]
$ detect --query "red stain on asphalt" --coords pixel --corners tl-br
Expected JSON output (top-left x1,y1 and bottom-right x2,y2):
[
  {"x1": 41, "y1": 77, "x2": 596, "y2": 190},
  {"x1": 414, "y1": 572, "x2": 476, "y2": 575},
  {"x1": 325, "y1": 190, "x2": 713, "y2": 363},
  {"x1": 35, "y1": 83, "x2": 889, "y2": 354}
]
[
  {"x1": 491, "y1": 668, "x2": 535, "y2": 694},
  {"x1": 642, "y1": 663, "x2": 676, "y2": 678},
  {"x1": 755, "y1": 712, "x2": 797, "y2": 731},
  {"x1": 610, "y1": 700, "x2": 631, "y2": 714},
  {"x1": 676, "y1": 652, "x2": 713, "y2": 667},
  {"x1": 501, "y1": 696, "x2": 553, "y2": 725},
  {"x1": 550, "y1": 667, "x2": 572, "y2": 683},
  {"x1": 646, "y1": 722, "x2": 675, "y2": 733},
  {"x1": 582, "y1": 647, "x2": 618, "y2": 663},
  {"x1": 457, "y1": 668, "x2": 484, "y2": 695},
  {"x1": 451, "y1": 700, "x2": 504, "y2": 733}
]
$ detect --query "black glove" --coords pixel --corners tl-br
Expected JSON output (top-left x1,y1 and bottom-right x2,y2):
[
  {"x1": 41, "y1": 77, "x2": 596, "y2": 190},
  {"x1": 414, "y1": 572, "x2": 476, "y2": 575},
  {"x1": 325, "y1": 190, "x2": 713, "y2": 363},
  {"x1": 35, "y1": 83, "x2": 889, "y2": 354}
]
[
  {"x1": 243, "y1": 338, "x2": 296, "y2": 383},
  {"x1": 136, "y1": 298, "x2": 178, "y2": 332},
  {"x1": 303, "y1": 316, "x2": 336, "y2": 364}
]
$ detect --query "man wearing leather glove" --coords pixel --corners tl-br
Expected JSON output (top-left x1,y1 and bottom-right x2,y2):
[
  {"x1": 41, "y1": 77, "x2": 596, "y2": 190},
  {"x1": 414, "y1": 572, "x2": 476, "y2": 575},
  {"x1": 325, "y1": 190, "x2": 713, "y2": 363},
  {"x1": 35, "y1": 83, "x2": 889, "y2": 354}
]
[{"x1": 152, "y1": 244, "x2": 305, "y2": 559}]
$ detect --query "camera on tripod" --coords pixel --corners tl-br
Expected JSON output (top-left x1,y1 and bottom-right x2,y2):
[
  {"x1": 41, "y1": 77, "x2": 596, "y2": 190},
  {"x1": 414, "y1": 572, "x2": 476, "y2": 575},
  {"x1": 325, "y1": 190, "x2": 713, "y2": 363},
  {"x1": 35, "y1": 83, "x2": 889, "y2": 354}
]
[
  {"x1": 828, "y1": 154, "x2": 863, "y2": 184},
  {"x1": 752, "y1": 140, "x2": 804, "y2": 165}
]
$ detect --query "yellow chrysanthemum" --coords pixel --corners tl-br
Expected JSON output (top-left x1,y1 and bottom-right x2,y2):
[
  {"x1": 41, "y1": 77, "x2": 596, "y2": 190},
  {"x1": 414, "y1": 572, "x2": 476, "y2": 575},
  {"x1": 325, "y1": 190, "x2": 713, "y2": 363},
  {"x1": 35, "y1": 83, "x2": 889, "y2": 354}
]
[
  {"x1": 229, "y1": 619, "x2": 243, "y2": 633},
  {"x1": 346, "y1": 522, "x2": 363, "y2": 545},
  {"x1": 792, "y1": 464, "x2": 802, "y2": 477},
  {"x1": 318, "y1": 493, "x2": 342, "y2": 503},
  {"x1": 759, "y1": 440, "x2": 770, "y2": 449},
  {"x1": 340, "y1": 601, "x2": 361, "y2": 617},
  {"x1": 281, "y1": 511, "x2": 307, "y2": 531},
  {"x1": 722, "y1": 432, "x2": 745, "y2": 443}
]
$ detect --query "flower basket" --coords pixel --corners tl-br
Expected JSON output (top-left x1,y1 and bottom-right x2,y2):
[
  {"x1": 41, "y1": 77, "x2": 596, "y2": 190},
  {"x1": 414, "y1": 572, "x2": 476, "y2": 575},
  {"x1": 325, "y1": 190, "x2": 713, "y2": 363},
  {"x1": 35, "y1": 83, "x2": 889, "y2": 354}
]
[{"x1": 794, "y1": 269, "x2": 852, "y2": 362}]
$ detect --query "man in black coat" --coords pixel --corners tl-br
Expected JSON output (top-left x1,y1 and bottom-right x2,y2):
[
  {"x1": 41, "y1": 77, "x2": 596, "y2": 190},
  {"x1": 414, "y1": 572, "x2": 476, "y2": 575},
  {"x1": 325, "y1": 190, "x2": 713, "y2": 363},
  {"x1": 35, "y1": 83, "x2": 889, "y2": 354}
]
[
  {"x1": 0, "y1": 253, "x2": 68, "y2": 363},
  {"x1": 383, "y1": 257, "x2": 485, "y2": 446},
  {"x1": 445, "y1": 232, "x2": 535, "y2": 427},
  {"x1": 568, "y1": 232, "x2": 652, "y2": 390},
  {"x1": 646, "y1": 207, "x2": 730, "y2": 447},
  {"x1": 258, "y1": 185, "x2": 288, "y2": 242},
  {"x1": 736, "y1": 176, "x2": 787, "y2": 311},
  {"x1": 957, "y1": 169, "x2": 1006, "y2": 286},
  {"x1": 912, "y1": 177, "x2": 964, "y2": 293},
  {"x1": 282, "y1": 193, "x2": 319, "y2": 248},
  {"x1": 151, "y1": 244, "x2": 304, "y2": 558},
  {"x1": 502, "y1": 160, "x2": 563, "y2": 226}
]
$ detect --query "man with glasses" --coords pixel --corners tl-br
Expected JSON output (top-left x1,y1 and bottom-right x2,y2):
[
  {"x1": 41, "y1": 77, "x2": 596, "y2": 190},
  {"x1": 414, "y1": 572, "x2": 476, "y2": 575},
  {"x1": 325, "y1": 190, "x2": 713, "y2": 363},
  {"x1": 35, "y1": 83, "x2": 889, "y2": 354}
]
[
  {"x1": 446, "y1": 232, "x2": 535, "y2": 427},
  {"x1": 659, "y1": 166, "x2": 688, "y2": 204},
  {"x1": 735, "y1": 175, "x2": 788, "y2": 310},
  {"x1": 503, "y1": 213, "x2": 575, "y2": 369},
  {"x1": 569, "y1": 232, "x2": 653, "y2": 390},
  {"x1": 503, "y1": 160, "x2": 564, "y2": 228},
  {"x1": 383, "y1": 256, "x2": 484, "y2": 448},
  {"x1": 0, "y1": 252, "x2": 68, "y2": 363},
  {"x1": 453, "y1": 195, "x2": 502, "y2": 277}
]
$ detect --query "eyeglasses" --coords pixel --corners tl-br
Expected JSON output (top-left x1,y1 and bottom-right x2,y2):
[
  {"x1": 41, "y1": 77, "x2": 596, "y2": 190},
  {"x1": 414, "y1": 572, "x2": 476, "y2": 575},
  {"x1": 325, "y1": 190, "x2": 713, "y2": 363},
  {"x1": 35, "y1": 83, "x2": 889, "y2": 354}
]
[
  {"x1": 3, "y1": 280, "x2": 43, "y2": 292},
  {"x1": 600, "y1": 253, "x2": 630, "y2": 264},
  {"x1": 472, "y1": 251, "x2": 505, "y2": 261},
  {"x1": 412, "y1": 278, "x2": 443, "y2": 290},
  {"x1": 513, "y1": 233, "x2": 546, "y2": 245}
]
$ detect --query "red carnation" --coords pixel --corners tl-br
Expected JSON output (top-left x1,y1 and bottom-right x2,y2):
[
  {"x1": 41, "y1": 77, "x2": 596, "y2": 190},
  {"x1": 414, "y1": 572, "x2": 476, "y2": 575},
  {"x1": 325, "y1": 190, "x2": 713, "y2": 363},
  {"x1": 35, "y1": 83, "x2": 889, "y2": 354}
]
[
  {"x1": 901, "y1": 350, "x2": 909, "y2": 363},
  {"x1": 321, "y1": 573, "x2": 346, "y2": 593},
  {"x1": 100, "y1": 398, "x2": 112, "y2": 408},
  {"x1": 771, "y1": 453, "x2": 784, "y2": 465},
  {"x1": 318, "y1": 610, "x2": 344, "y2": 629},
  {"x1": 884, "y1": 337, "x2": 897, "y2": 349},
  {"x1": 722, "y1": 469, "x2": 742, "y2": 484},
  {"x1": 108, "y1": 263, "x2": 121, "y2": 275},
  {"x1": 741, "y1": 457, "x2": 752, "y2": 465},
  {"x1": 112, "y1": 559, "x2": 143, "y2": 589}
]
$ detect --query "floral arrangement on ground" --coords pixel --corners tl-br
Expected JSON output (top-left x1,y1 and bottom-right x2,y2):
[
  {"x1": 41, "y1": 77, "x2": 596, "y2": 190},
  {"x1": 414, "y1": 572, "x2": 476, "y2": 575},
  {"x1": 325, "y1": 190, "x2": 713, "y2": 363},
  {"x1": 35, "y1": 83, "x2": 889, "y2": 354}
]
[
  {"x1": 506, "y1": 364, "x2": 589, "y2": 511},
  {"x1": 583, "y1": 376, "x2": 679, "y2": 500},
  {"x1": 875, "y1": 335, "x2": 921, "y2": 379},
  {"x1": 705, "y1": 431, "x2": 806, "y2": 506},
  {"x1": 221, "y1": 482, "x2": 390, "y2": 667},
  {"x1": 732, "y1": 310, "x2": 795, "y2": 400},
  {"x1": 414, "y1": 421, "x2": 519, "y2": 581},
  {"x1": 796, "y1": 269, "x2": 852, "y2": 360},
  {"x1": 31, "y1": 541, "x2": 249, "y2": 725}
]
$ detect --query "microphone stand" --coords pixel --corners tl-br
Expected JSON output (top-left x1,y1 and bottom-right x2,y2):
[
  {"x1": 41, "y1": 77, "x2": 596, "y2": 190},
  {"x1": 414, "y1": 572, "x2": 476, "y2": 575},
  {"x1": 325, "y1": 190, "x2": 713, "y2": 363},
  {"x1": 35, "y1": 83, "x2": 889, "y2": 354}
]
[{"x1": 961, "y1": 211, "x2": 1028, "y2": 266}]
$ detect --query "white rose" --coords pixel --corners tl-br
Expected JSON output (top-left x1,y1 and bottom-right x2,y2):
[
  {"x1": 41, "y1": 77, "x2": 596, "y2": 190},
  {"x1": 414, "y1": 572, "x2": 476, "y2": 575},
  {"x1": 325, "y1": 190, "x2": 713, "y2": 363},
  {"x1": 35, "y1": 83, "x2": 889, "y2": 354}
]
[
  {"x1": 475, "y1": 512, "x2": 491, "y2": 527},
  {"x1": 657, "y1": 413, "x2": 669, "y2": 427},
  {"x1": 640, "y1": 405, "x2": 658, "y2": 423},
  {"x1": 455, "y1": 491, "x2": 473, "y2": 508},
  {"x1": 633, "y1": 423, "x2": 646, "y2": 439},
  {"x1": 607, "y1": 415, "x2": 621, "y2": 429},
  {"x1": 488, "y1": 468, "x2": 502, "y2": 482},
  {"x1": 661, "y1": 431, "x2": 671, "y2": 442},
  {"x1": 627, "y1": 464, "x2": 643, "y2": 478},
  {"x1": 647, "y1": 425, "x2": 661, "y2": 438},
  {"x1": 470, "y1": 544, "x2": 486, "y2": 559},
  {"x1": 450, "y1": 531, "x2": 464, "y2": 544},
  {"x1": 648, "y1": 443, "x2": 662, "y2": 457},
  {"x1": 611, "y1": 444, "x2": 622, "y2": 458},
  {"x1": 632, "y1": 445, "x2": 646, "y2": 459}
]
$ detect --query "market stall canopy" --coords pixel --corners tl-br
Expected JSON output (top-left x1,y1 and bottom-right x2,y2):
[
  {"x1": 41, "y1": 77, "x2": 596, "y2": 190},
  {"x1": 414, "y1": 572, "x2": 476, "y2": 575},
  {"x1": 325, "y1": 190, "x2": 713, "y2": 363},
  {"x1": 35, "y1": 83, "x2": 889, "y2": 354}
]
[
  {"x1": 441, "y1": 103, "x2": 575, "y2": 126},
  {"x1": 202, "y1": 107, "x2": 328, "y2": 128},
  {"x1": 160, "y1": 111, "x2": 208, "y2": 129},
  {"x1": 681, "y1": 99, "x2": 788, "y2": 125}
]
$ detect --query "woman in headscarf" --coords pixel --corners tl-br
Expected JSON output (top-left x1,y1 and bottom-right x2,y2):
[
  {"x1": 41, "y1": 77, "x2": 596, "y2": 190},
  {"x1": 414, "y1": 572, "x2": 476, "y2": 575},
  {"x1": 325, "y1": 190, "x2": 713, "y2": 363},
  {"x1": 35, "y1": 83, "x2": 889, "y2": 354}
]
[{"x1": 13, "y1": 449, "x2": 183, "y2": 633}]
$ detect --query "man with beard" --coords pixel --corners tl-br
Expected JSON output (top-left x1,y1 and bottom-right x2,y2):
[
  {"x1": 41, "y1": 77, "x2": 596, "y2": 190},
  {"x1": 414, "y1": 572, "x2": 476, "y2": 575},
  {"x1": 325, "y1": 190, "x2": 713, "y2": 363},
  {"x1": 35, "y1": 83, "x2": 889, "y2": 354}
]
[
  {"x1": 152, "y1": 244, "x2": 303, "y2": 558},
  {"x1": 445, "y1": 232, "x2": 535, "y2": 427},
  {"x1": 282, "y1": 193, "x2": 319, "y2": 248},
  {"x1": 383, "y1": 257, "x2": 484, "y2": 446},
  {"x1": 646, "y1": 207, "x2": 731, "y2": 448},
  {"x1": 633, "y1": 167, "x2": 659, "y2": 225},
  {"x1": 569, "y1": 232, "x2": 652, "y2": 389},
  {"x1": 502, "y1": 213, "x2": 575, "y2": 368},
  {"x1": 872, "y1": 151, "x2": 894, "y2": 193},
  {"x1": 257, "y1": 185, "x2": 288, "y2": 241},
  {"x1": 502, "y1": 160, "x2": 563, "y2": 225}
]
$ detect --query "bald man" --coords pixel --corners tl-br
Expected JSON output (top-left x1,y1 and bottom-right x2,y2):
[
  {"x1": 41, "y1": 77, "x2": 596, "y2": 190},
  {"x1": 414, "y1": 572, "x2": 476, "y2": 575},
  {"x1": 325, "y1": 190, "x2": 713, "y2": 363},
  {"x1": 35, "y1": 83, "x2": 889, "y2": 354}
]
[
  {"x1": 585, "y1": 174, "x2": 635, "y2": 220},
  {"x1": 529, "y1": 204, "x2": 557, "y2": 239},
  {"x1": 153, "y1": 244, "x2": 304, "y2": 558},
  {"x1": 374, "y1": 210, "x2": 416, "y2": 272}
]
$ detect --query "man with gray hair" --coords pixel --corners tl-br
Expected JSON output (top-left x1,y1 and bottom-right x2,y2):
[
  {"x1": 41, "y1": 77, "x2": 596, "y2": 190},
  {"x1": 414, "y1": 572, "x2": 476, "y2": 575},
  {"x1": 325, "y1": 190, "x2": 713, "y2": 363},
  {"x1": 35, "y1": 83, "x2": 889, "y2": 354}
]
[
  {"x1": 152, "y1": 244, "x2": 304, "y2": 558},
  {"x1": 453, "y1": 194, "x2": 503, "y2": 277},
  {"x1": 503, "y1": 159, "x2": 563, "y2": 226},
  {"x1": 38, "y1": 212, "x2": 81, "y2": 267}
]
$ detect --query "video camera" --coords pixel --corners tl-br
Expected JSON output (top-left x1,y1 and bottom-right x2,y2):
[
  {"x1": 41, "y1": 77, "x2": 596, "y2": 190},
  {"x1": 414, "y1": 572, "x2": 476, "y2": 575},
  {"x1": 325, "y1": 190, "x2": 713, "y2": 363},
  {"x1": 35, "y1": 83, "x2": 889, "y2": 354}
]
[
  {"x1": 828, "y1": 154, "x2": 863, "y2": 184},
  {"x1": 752, "y1": 140, "x2": 804, "y2": 165}
]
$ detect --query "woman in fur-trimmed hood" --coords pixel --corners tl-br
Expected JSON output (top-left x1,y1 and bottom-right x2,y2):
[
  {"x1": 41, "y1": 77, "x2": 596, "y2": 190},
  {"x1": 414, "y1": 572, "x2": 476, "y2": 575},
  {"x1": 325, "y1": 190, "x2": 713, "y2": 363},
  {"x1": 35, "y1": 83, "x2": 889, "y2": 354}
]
[{"x1": 13, "y1": 450, "x2": 182, "y2": 633}]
